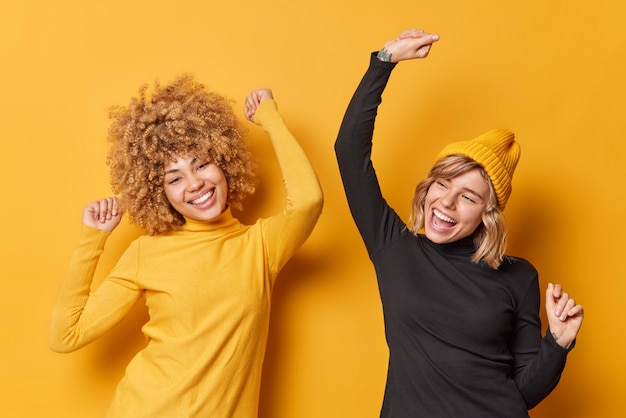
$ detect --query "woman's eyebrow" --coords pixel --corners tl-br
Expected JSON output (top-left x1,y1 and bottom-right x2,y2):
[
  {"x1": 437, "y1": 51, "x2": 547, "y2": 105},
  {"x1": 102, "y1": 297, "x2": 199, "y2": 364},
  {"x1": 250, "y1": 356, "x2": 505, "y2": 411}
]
[
  {"x1": 164, "y1": 168, "x2": 180, "y2": 175},
  {"x1": 164, "y1": 157, "x2": 199, "y2": 175}
]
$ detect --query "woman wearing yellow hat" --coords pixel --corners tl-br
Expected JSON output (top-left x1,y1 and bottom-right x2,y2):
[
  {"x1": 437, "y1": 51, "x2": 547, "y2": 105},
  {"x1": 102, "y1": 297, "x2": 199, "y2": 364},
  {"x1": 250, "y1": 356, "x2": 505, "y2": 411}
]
[{"x1": 335, "y1": 29, "x2": 583, "y2": 417}]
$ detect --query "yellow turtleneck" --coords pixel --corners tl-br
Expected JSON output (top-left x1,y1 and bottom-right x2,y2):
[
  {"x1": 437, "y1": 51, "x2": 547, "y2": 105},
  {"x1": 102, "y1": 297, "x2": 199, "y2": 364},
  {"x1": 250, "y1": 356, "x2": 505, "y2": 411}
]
[{"x1": 49, "y1": 99, "x2": 323, "y2": 417}]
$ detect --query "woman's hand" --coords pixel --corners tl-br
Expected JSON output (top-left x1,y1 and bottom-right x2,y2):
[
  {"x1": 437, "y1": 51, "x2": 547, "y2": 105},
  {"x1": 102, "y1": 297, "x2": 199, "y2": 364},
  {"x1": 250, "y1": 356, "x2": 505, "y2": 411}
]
[
  {"x1": 377, "y1": 28, "x2": 440, "y2": 63},
  {"x1": 82, "y1": 197, "x2": 123, "y2": 232},
  {"x1": 244, "y1": 89, "x2": 274, "y2": 122},
  {"x1": 545, "y1": 283, "x2": 584, "y2": 349}
]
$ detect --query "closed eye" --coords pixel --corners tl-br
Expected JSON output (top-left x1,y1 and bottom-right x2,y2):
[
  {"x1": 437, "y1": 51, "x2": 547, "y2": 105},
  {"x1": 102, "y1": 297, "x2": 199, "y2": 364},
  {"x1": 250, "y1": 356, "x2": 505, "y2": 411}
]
[
  {"x1": 462, "y1": 194, "x2": 477, "y2": 203},
  {"x1": 196, "y1": 160, "x2": 211, "y2": 171}
]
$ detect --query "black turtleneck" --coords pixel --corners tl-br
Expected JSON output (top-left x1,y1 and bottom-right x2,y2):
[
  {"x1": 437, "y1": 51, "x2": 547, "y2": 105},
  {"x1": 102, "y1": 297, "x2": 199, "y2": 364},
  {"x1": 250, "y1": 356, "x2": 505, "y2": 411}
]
[{"x1": 335, "y1": 53, "x2": 570, "y2": 418}]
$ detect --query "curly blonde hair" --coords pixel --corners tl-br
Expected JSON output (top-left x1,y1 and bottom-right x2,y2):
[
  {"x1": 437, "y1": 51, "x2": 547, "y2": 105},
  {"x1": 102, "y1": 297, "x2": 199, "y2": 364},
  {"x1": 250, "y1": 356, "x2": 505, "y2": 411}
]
[
  {"x1": 106, "y1": 74, "x2": 256, "y2": 235},
  {"x1": 407, "y1": 155, "x2": 508, "y2": 269}
]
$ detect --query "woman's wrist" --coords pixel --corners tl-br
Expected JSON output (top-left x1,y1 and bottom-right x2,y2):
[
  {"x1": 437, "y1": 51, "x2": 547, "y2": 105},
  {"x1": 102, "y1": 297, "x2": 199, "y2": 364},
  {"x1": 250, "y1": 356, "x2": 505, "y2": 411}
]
[
  {"x1": 376, "y1": 48, "x2": 393, "y2": 62},
  {"x1": 550, "y1": 330, "x2": 574, "y2": 350}
]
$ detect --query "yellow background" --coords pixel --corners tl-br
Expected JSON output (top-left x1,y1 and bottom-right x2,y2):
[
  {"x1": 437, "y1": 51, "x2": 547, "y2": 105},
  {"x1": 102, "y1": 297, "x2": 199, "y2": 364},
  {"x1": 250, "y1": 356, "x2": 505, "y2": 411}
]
[{"x1": 1, "y1": 0, "x2": 624, "y2": 416}]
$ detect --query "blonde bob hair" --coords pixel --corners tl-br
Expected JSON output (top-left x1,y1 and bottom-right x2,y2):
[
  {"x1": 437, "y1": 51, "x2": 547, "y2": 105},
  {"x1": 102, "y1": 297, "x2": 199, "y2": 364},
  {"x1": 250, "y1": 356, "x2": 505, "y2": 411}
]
[
  {"x1": 106, "y1": 75, "x2": 255, "y2": 235},
  {"x1": 407, "y1": 155, "x2": 508, "y2": 269}
]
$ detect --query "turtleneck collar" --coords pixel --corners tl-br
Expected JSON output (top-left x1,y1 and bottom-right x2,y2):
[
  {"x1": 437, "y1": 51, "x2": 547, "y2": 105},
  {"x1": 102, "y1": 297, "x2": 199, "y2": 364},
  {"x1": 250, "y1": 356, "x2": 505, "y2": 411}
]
[
  {"x1": 180, "y1": 207, "x2": 241, "y2": 233},
  {"x1": 419, "y1": 232, "x2": 477, "y2": 256}
]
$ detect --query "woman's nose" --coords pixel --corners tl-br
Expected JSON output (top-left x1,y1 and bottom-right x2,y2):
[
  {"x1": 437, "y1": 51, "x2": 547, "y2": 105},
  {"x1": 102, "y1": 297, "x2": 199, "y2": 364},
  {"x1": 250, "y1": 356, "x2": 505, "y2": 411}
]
[
  {"x1": 440, "y1": 191, "x2": 455, "y2": 208},
  {"x1": 187, "y1": 175, "x2": 204, "y2": 192}
]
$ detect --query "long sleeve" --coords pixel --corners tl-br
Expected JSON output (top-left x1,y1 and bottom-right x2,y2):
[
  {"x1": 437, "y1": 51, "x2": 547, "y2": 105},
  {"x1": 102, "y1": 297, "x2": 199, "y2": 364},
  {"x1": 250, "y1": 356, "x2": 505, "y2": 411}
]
[
  {"x1": 334, "y1": 53, "x2": 574, "y2": 417},
  {"x1": 334, "y1": 53, "x2": 406, "y2": 256},
  {"x1": 49, "y1": 225, "x2": 143, "y2": 353},
  {"x1": 509, "y1": 275, "x2": 571, "y2": 408},
  {"x1": 253, "y1": 99, "x2": 324, "y2": 276}
]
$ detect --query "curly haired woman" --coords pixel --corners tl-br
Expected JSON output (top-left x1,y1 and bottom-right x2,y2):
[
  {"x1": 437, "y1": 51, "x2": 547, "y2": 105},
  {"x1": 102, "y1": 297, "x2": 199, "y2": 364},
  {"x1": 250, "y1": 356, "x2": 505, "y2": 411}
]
[{"x1": 49, "y1": 76, "x2": 323, "y2": 417}]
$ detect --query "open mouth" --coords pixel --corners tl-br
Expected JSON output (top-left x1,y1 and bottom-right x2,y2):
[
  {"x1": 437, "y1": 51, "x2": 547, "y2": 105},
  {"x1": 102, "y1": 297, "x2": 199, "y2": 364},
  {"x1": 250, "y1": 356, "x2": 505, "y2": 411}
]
[
  {"x1": 189, "y1": 189, "x2": 215, "y2": 205},
  {"x1": 432, "y1": 209, "x2": 457, "y2": 228}
]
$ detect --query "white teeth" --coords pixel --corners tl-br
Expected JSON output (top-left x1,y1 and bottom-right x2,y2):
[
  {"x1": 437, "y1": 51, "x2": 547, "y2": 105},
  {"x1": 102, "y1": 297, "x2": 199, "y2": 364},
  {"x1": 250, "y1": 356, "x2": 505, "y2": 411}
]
[
  {"x1": 433, "y1": 209, "x2": 456, "y2": 224},
  {"x1": 191, "y1": 190, "x2": 214, "y2": 205}
]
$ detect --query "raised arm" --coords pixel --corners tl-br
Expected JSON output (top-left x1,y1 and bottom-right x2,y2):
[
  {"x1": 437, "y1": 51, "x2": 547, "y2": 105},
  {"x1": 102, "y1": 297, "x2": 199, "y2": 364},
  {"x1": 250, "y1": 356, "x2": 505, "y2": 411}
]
[
  {"x1": 49, "y1": 197, "x2": 142, "y2": 353},
  {"x1": 245, "y1": 90, "x2": 323, "y2": 275},
  {"x1": 334, "y1": 29, "x2": 439, "y2": 254}
]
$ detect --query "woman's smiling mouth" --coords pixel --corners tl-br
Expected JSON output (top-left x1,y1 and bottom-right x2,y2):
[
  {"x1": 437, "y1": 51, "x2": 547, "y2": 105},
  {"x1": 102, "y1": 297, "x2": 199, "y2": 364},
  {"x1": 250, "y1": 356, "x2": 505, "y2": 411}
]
[
  {"x1": 433, "y1": 209, "x2": 457, "y2": 225},
  {"x1": 189, "y1": 189, "x2": 215, "y2": 205}
]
